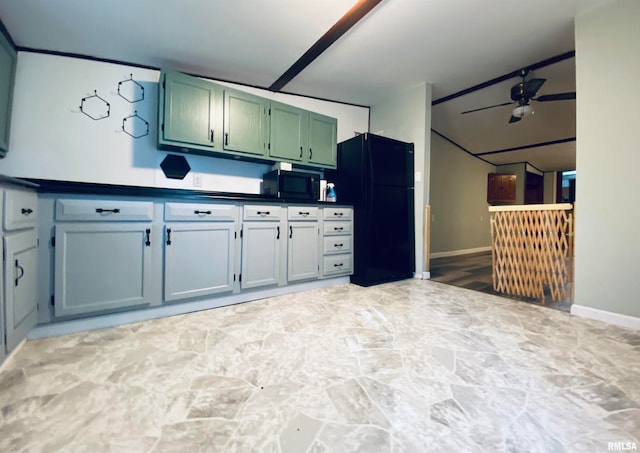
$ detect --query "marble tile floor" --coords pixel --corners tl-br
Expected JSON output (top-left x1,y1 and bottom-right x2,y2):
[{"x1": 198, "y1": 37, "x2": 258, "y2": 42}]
[
  {"x1": 1, "y1": 279, "x2": 639, "y2": 453},
  {"x1": 430, "y1": 251, "x2": 573, "y2": 312}
]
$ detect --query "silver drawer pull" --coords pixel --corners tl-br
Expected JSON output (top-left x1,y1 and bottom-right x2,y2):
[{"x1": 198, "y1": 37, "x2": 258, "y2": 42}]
[
  {"x1": 96, "y1": 208, "x2": 120, "y2": 214},
  {"x1": 21, "y1": 208, "x2": 34, "y2": 215}
]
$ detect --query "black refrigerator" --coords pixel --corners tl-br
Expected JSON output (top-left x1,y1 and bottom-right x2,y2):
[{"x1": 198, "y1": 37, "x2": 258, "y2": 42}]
[{"x1": 326, "y1": 133, "x2": 415, "y2": 287}]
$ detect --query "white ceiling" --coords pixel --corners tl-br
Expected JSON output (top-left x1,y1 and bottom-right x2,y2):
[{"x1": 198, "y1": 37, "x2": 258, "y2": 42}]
[{"x1": 0, "y1": 0, "x2": 611, "y2": 171}]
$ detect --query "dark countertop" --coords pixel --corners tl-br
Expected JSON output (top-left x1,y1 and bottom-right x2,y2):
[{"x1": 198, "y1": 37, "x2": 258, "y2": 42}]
[
  {"x1": 24, "y1": 178, "x2": 352, "y2": 205},
  {"x1": 0, "y1": 174, "x2": 40, "y2": 189}
]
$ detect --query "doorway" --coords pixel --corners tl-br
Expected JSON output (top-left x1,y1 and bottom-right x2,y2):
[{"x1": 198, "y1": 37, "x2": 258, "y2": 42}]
[{"x1": 525, "y1": 171, "x2": 544, "y2": 204}]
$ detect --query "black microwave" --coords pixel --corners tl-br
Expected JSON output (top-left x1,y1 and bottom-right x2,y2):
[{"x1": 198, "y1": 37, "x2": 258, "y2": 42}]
[{"x1": 262, "y1": 170, "x2": 320, "y2": 200}]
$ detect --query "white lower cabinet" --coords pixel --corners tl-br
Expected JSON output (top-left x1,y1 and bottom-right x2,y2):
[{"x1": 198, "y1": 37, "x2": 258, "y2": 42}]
[
  {"x1": 2, "y1": 186, "x2": 38, "y2": 358},
  {"x1": 26, "y1": 196, "x2": 353, "y2": 338},
  {"x1": 4, "y1": 229, "x2": 38, "y2": 351},
  {"x1": 287, "y1": 222, "x2": 319, "y2": 282},
  {"x1": 321, "y1": 207, "x2": 354, "y2": 278},
  {"x1": 54, "y1": 221, "x2": 153, "y2": 318},
  {"x1": 240, "y1": 205, "x2": 283, "y2": 290},
  {"x1": 163, "y1": 202, "x2": 238, "y2": 301},
  {"x1": 287, "y1": 207, "x2": 319, "y2": 283}
]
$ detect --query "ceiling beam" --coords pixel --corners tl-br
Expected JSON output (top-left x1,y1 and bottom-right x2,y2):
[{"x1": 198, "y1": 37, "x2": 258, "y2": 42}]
[
  {"x1": 475, "y1": 137, "x2": 576, "y2": 156},
  {"x1": 432, "y1": 51, "x2": 576, "y2": 106},
  {"x1": 269, "y1": 0, "x2": 385, "y2": 92}
]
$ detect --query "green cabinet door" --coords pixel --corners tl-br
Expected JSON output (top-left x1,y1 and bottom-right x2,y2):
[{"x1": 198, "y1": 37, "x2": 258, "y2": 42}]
[
  {"x1": 223, "y1": 89, "x2": 269, "y2": 157},
  {"x1": 159, "y1": 71, "x2": 220, "y2": 149},
  {"x1": 269, "y1": 101, "x2": 307, "y2": 162},
  {"x1": 0, "y1": 31, "x2": 17, "y2": 156},
  {"x1": 308, "y1": 112, "x2": 337, "y2": 168}
]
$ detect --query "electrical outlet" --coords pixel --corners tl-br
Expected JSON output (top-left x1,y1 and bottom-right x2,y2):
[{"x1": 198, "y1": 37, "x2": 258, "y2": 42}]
[{"x1": 193, "y1": 173, "x2": 202, "y2": 187}]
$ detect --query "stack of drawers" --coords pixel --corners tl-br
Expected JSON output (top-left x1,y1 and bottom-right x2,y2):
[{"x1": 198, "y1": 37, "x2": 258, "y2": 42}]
[{"x1": 321, "y1": 207, "x2": 353, "y2": 277}]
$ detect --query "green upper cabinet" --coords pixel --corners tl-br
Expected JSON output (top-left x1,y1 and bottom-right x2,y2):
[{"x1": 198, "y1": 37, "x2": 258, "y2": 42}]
[
  {"x1": 308, "y1": 112, "x2": 337, "y2": 168},
  {"x1": 269, "y1": 103, "x2": 337, "y2": 169},
  {"x1": 158, "y1": 70, "x2": 222, "y2": 151},
  {"x1": 223, "y1": 88, "x2": 269, "y2": 157},
  {"x1": 156, "y1": 70, "x2": 337, "y2": 168},
  {"x1": 269, "y1": 101, "x2": 307, "y2": 163},
  {"x1": 0, "y1": 30, "x2": 17, "y2": 157}
]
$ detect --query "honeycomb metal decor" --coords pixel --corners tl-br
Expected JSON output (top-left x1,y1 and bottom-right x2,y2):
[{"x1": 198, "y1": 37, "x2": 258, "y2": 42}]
[
  {"x1": 118, "y1": 74, "x2": 145, "y2": 103},
  {"x1": 122, "y1": 111, "x2": 149, "y2": 139},
  {"x1": 80, "y1": 90, "x2": 110, "y2": 120}
]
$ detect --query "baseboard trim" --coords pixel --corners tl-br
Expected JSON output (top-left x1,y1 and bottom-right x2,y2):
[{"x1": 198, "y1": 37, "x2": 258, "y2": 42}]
[
  {"x1": 29, "y1": 277, "x2": 350, "y2": 340},
  {"x1": 430, "y1": 246, "x2": 491, "y2": 259},
  {"x1": 0, "y1": 338, "x2": 27, "y2": 372},
  {"x1": 571, "y1": 304, "x2": 640, "y2": 330}
]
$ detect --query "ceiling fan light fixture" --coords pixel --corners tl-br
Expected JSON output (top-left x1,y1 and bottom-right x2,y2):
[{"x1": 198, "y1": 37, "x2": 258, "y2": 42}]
[{"x1": 512, "y1": 104, "x2": 533, "y2": 118}]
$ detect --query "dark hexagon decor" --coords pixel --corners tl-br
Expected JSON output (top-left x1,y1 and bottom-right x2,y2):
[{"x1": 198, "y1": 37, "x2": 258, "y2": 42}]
[{"x1": 160, "y1": 154, "x2": 191, "y2": 180}]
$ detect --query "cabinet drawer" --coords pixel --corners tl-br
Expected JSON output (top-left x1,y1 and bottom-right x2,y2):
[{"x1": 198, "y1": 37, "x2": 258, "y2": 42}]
[
  {"x1": 288, "y1": 206, "x2": 319, "y2": 220},
  {"x1": 322, "y1": 207, "x2": 352, "y2": 220},
  {"x1": 323, "y1": 254, "x2": 353, "y2": 275},
  {"x1": 4, "y1": 189, "x2": 38, "y2": 230},
  {"x1": 56, "y1": 199, "x2": 154, "y2": 222},
  {"x1": 165, "y1": 202, "x2": 237, "y2": 221},
  {"x1": 323, "y1": 235, "x2": 352, "y2": 255},
  {"x1": 243, "y1": 205, "x2": 282, "y2": 221},
  {"x1": 323, "y1": 220, "x2": 352, "y2": 235}
]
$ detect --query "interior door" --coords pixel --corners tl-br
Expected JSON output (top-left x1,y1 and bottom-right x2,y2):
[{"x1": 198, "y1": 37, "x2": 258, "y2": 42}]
[{"x1": 525, "y1": 172, "x2": 544, "y2": 204}]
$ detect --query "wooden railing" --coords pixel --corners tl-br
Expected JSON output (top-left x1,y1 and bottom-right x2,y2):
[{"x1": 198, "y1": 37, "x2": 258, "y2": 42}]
[{"x1": 489, "y1": 203, "x2": 574, "y2": 303}]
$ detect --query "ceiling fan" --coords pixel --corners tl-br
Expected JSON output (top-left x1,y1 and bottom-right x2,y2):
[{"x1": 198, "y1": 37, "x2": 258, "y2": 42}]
[{"x1": 461, "y1": 69, "x2": 576, "y2": 124}]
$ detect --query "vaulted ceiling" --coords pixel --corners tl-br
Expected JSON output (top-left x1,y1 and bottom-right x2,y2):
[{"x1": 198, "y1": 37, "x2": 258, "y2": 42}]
[{"x1": 0, "y1": 0, "x2": 611, "y2": 171}]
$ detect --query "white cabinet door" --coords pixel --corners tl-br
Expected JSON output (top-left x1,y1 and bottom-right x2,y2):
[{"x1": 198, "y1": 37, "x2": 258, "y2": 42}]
[
  {"x1": 241, "y1": 222, "x2": 281, "y2": 289},
  {"x1": 287, "y1": 222, "x2": 319, "y2": 282},
  {"x1": 54, "y1": 223, "x2": 152, "y2": 318},
  {"x1": 4, "y1": 230, "x2": 38, "y2": 352},
  {"x1": 164, "y1": 223, "x2": 235, "y2": 301}
]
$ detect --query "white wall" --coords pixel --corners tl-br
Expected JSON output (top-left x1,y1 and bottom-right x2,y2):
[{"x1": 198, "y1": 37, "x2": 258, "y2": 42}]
[
  {"x1": 0, "y1": 52, "x2": 369, "y2": 193},
  {"x1": 574, "y1": 0, "x2": 640, "y2": 319},
  {"x1": 369, "y1": 82, "x2": 432, "y2": 276},
  {"x1": 429, "y1": 132, "x2": 494, "y2": 254},
  {"x1": 543, "y1": 171, "x2": 557, "y2": 204}
]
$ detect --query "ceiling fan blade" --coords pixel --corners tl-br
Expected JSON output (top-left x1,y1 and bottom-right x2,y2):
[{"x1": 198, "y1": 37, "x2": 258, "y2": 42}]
[
  {"x1": 508, "y1": 115, "x2": 522, "y2": 124},
  {"x1": 522, "y1": 78, "x2": 546, "y2": 97},
  {"x1": 461, "y1": 101, "x2": 513, "y2": 114},
  {"x1": 536, "y1": 92, "x2": 576, "y2": 102}
]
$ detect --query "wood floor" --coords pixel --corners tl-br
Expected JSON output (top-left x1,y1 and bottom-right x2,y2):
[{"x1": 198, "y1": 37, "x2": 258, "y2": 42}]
[{"x1": 429, "y1": 251, "x2": 572, "y2": 312}]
